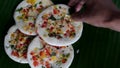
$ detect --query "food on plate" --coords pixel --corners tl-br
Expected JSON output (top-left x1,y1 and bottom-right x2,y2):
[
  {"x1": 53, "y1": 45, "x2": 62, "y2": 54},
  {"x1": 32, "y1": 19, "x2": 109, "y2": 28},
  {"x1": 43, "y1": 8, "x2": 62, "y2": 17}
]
[
  {"x1": 27, "y1": 37, "x2": 74, "y2": 68},
  {"x1": 14, "y1": 0, "x2": 53, "y2": 35},
  {"x1": 36, "y1": 4, "x2": 83, "y2": 46},
  {"x1": 4, "y1": 25, "x2": 34, "y2": 63}
]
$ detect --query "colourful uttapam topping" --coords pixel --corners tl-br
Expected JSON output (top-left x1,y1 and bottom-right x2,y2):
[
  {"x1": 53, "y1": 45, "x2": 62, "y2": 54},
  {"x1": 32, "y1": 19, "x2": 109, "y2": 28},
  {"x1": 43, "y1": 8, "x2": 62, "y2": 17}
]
[
  {"x1": 39, "y1": 5, "x2": 76, "y2": 39},
  {"x1": 8, "y1": 29, "x2": 34, "y2": 59},
  {"x1": 26, "y1": 0, "x2": 36, "y2": 5},
  {"x1": 30, "y1": 40, "x2": 71, "y2": 68},
  {"x1": 15, "y1": 0, "x2": 44, "y2": 34}
]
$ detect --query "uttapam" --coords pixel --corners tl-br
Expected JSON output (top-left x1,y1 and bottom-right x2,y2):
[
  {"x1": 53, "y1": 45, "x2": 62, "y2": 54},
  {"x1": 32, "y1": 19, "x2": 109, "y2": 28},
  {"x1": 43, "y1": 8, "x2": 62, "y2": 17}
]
[
  {"x1": 36, "y1": 4, "x2": 83, "y2": 46},
  {"x1": 27, "y1": 37, "x2": 74, "y2": 68},
  {"x1": 14, "y1": 0, "x2": 53, "y2": 35},
  {"x1": 4, "y1": 25, "x2": 34, "y2": 63}
]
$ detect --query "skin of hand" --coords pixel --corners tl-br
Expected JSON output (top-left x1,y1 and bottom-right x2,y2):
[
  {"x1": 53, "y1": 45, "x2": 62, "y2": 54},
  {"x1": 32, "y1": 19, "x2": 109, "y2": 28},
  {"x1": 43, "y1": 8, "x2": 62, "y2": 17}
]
[{"x1": 68, "y1": 0, "x2": 120, "y2": 32}]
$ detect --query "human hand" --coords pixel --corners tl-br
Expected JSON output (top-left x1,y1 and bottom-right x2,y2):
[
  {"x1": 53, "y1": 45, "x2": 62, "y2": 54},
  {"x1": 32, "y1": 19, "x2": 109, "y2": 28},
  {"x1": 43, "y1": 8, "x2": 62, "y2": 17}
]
[{"x1": 68, "y1": 0, "x2": 120, "y2": 29}]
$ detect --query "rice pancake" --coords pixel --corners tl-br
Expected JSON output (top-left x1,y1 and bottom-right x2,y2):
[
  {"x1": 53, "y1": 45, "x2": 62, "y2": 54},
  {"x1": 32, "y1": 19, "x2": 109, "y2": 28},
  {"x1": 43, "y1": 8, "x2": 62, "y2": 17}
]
[
  {"x1": 14, "y1": 0, "x2": 53, "y2": 35},
  {"x1": 27, "y1": 37, "x2": 74, "y2": 68},
  {"x1": 4, "y1": 25, "x2": 34, "y2": 63},
  {"x1": 36, "y1": 4, "x2": 83, "y2": 46}
]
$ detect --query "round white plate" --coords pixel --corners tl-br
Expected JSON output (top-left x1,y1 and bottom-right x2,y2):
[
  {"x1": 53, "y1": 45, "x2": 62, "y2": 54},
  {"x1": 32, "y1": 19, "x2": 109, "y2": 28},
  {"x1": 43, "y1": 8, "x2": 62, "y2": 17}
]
[
  {"x1": 36, "y1": 4, "x2": 83, "y2": 46},
  {"x1": 14, "y1": 0, "x2": 53, "y2": 35},
  {"x1": 27, "y1": 36, "x2": 74, "y2": 68}
]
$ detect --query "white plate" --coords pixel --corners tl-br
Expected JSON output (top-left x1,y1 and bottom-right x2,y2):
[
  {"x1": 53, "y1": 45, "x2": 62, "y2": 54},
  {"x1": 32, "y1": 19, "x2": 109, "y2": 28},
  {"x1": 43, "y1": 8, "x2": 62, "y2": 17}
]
[
  {"x1": 4, "y1": 25, "x2": 33, "y2": 64},
  {"x1": 14, "y1": 0, "x2": 53, "y2": 35},
  {"x1": 27, "y1": 36, "x2": 74, "y2": 68},
  {"x1": 36, "y1": 4, "x2": 83, "y2": 46}
]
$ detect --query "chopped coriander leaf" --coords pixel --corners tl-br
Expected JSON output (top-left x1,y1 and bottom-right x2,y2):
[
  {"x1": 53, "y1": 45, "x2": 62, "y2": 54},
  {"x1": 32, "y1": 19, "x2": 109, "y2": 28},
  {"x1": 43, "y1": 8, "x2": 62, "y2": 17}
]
[
  {"x1": 16, "y1": 49, "x2": 21, "y2": 52},
  {"x1": 56, "y1": 61, "x2": 62, "y2": 66},
  {"x1": 6, "y1": 46, "x2": 10, "y2": 49},
  {"x1": 59, "y1": 6, "x2": 62, "y2": 9},
  {"x1": 66, "y1": 53, "x2": 70, "y2": 57},
  {"x1": 49, "y1": 15, "x2": 56, "y2": 20},
  {"x1": 14, "y1": 39, "x2": 17, "y2": 41},
  {"x1": 46, "y1": 28, "x2": 50, "y2": 31},
  {"x1": 56, "y1": 35, "x2": 62, "y2": 39},
  {"x1": 39, "y1": 1, "x2": 42, "y2": 4},
  {"x1": 48, "y1": 32, "x2": 57, "y2": 37},
  {"x1": 51, "y1": 52, "x2": 56, "y2": 56},
  {"x1": 17, "y1": 16, "x2": 22, "y2": 19},
  {"x1": 62, "y1": 54, "x2": 65, "y2": 57},
  {"x1": 42, "y1": 66, "x2": 45, "y2": 68},
  {"x1": 59, "y1": 25, "x2": 64, "y2": 28},
  {"x1": 34, "y1": 4, "x2": 37, "y2": 7},
  {"x1": 10, "y1": 45, "x2": 14, "y2": 49},
  {"x1": 70, "y1": 32, "x2": 76, "y2": 37}
]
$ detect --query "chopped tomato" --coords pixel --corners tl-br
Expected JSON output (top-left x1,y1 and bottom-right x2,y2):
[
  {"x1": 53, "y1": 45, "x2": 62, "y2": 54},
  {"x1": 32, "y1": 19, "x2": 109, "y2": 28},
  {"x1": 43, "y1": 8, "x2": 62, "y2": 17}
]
[
  {"x1": 25, "y1": 39, "x2": 30, "y2": 44},
  {"x1": 20, "y1": 44, "x2": 23, "y2": 46},
  {"x1": 23, "y1": 52, "x2": 27, "y2": 58},
  {"x1": 11, "y1": 50, "x2": 19, "y2": 57},
  {"x1": 36, "y1": 5, "x2": 43, "y2": 11},
  {"x1": 45, "y1": 61, "x2": 50, "y2": 68},
  {"x1": 53, "y1": 9, "x2": 60, "y2": 14},
  {"x1": 45, "y1": 48, "x2": 50, "y2": 56},
  {"x1": 37, "y1": 5, "x2": 43, "y2": 10},
  {"x1": 29, "y1": 22, "x2": 32, "y2": 25},
  {"x1": 23, "y1": 8, "x2": 28, "y2": 12},
  {"x1": 31, "y1": 24, "x2": 35, "y2": 27},
  {"x1": 71, "y1": 29, "x2": 75, "y2": 32},
  {"x1": 64, "y1": 30, "x2": 70, "y2": 37},
  {"x1": 68, "y1": 24, "x2": 74, "y2": 29},
  {"x1": 56, "y1": 35, "x2": 62, "y2": 39},
  {"x1": 40, "y1": 5, "x2": 43, "y2": 8},
  {"x1": 66, "y1": 30, "x2": 70, "y2": 33},
  {"x1": 32, "y1": 56, "x2": 37, "y2": 60},
  {"x1": 64, "y1": 33, "x2": 67, "y2": 37},
  {"x1": 50, "y1": 27, "x2": 54, "y2": 32},
  {"x1": 41, "y1": 21, "x2": 47, "y2": 28},
  {"x1": 33, "y1": 60, "x2": 39, "y2": 67},
  {"x1": 19, "y1": 38, "x2": 23, "y2": 41},
  {"x1": 16, "y1": 45, "x2": 21, "y2": 48},
  {"x1": 29, "y1": 23, "x2": 35, "y2": 27},
  {"x1": 39, "y1": 51, "x2": 43, "y2": 56},
  {"x1": 62, "y1": 59, "x2": 67, "y2": 63},
  {"x1": 30, "y1": 51, "x2": 34, "y2": 55}
]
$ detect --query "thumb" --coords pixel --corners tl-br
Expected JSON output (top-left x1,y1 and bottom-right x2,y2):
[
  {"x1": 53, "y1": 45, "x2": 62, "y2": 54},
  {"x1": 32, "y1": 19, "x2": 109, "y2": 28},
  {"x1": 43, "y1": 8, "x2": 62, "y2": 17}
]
[
  {"x1": 75, "y1": 0, "x2": 87, "y2": 12},
  {"x1": 71, "y1": 11, "x2": 87, "y2": 22},
  {"x1": 71, "y1": 0, "x2": 87, "y2": 21}
]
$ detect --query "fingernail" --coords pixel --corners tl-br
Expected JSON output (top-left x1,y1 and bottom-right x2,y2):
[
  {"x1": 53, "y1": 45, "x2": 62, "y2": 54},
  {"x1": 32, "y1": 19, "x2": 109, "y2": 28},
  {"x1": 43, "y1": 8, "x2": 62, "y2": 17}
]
[
  {"x1": 76, "y1": 6, "x2": 82, "y2": 12},
  {"x1": 76, "y1": 7, "x2": 81, "y2": 12}
]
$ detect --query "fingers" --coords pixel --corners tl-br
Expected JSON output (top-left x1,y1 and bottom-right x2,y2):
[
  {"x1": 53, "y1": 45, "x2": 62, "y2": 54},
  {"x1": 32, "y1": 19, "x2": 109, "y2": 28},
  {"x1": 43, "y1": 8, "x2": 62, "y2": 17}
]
[
  {"x1": 71, "y1": 8, "x2": 89, "y2": 22},
  {"x1": 68, "y1": 0, "x2": 79, "y2": 6},
  {"x1": 68, "y1": 0, "x2": 87, "y2": 12},
  {"x1": 75, "y1": 1, "x2": 85, "y2": 12},
  {"x1": 68, "y1": 0, "x2": 88, "y2": 22},
  {"x1": 71, "y1": 12, "x2": 85, "y2": 21}
]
